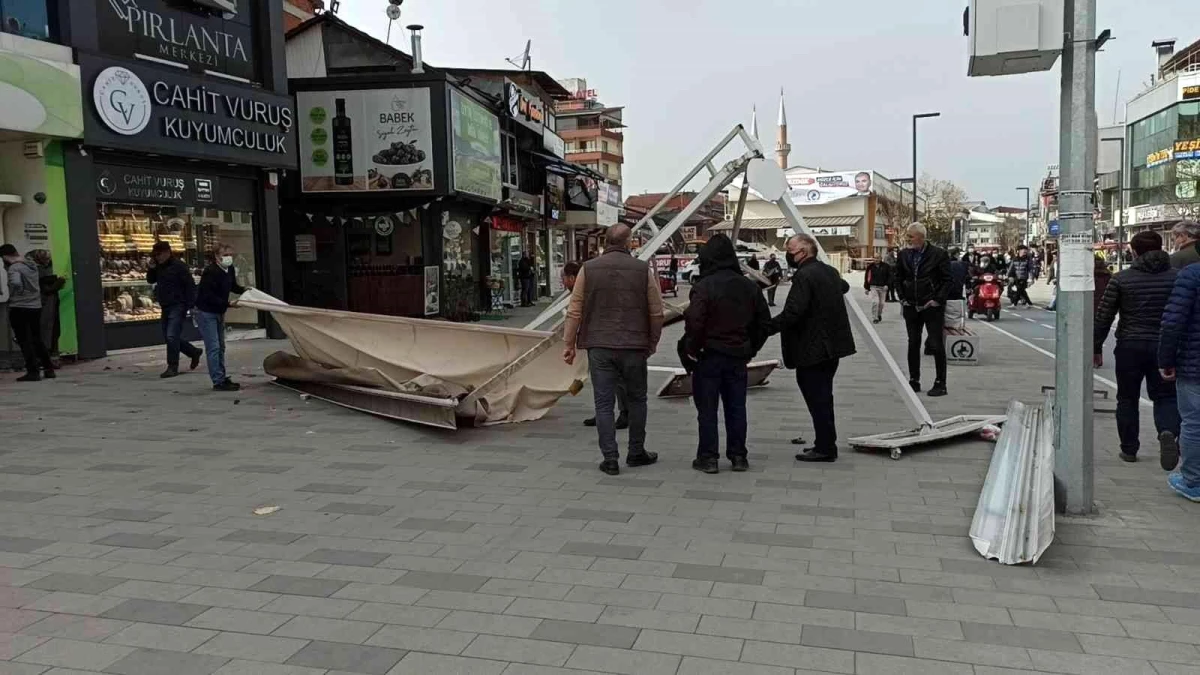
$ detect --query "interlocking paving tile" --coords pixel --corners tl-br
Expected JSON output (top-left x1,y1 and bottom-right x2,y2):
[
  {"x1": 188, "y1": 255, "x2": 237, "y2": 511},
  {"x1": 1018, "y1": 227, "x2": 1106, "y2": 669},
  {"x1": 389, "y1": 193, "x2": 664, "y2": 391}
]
[
  {"x1": 101, "y1": 599, "x2": 211, "y2": 626},
  {"x1": 529, "y1": 618, "x2": 640, "y2": 648},
  {"x1": 462, "y1": 634, "x2": 576, "y2": 666},
  {"x1": 273, "y1": 615, "x2": 382, "y2": 644},
  {"x1": 301, "y1": 548, "x2": 389, "y2": 567},
  {"x1": 401, "y1": 481, "x2": 468, "y2": 491},
  {"x1": 800, "y1": 624, "x2": 915, "y2": 657},
  {"x1": 682, "y1": 490, "x2": 753, "y2": 502},
  {"x1": 220, "y1": 530, "x2": 305, "y2": 545},
  {"x1": 28, "y1": 573, "x2": 126, "y2": 595},
  {"x1": 106, "y1": 621, "x2": 218, "y2": 652},
  {"x1": 285, "y1": 640, "x2": 406, "y2": 674},
  {"x1": 0, "y1": 536, "x2": 55, "y2": 553},
  {"x1": 326, "y1": 462, "x2": 386, "y2": 471},
  {"x1": 297, "y1": 483, "x2": 365, "y2": 495},
  {"x1": 1094, "y1": 584, "x2": 1200, "y2": 610},
  {"x1": 193, "y1": 632, "x2": 309, "y2": 662},
  {"x1": 466, "y1": 463, "x2": 528, "y2": 472},
  {"x1": 230, "y1": 464, "x2": 293, "y2": 474},
  {"x1": 88, "y1": 463, "x2": 148, "y2": 472},
  {"x1": 755, "y1": 479, "x2": 823, "y2": 491},
  {"x1": 13, "y1": 637, "x2": 134, "y2": 670},
  {"x1": 557, "y1": 542, "x2": 645, "y2": 560},
  {"x1": 397, "y1": 518, "x2": 475, "y2": 533},
  {"x1": 393, "y1": 571, "x2": 490, "y2": 592},
  {"x1": 672, "y1": 563, "x2": 764, "y2": 585},
  {"x1": 177, "y1": 448, "x2": 231, "y2": 457},
  {"x1": 318, "y1": 502, "x2": 392, "y2": 516},
  {"x1": 185, "y1": 608, "x2": 292, "y2": 634},
  {"x1": 249, "y1": 575, "x2": 348, "y2": 598},
  {"x1": 556, "y1": 508, "x2": 633, "y2": 523},
  {"x1": 780, "y1": 503, "x2": 858, "y2": 518},
  {"x1": 93, "y1": 533, "x2": 180, "y2": 550},
  {"x1": 598, "y1": 477, "x2": 664, "y2": 488},
  {"x1": 804, "y1": 590, "x2": 907, "y2": 616},
  {"x1": 143, "y1": 482, "x2": 209, "y2": 494},
  {"x1": 0, "y1": 490, "x2": 54, "y2": 502},
  {"x1": 91, "y1": 508, "x2": 169, "y2": 522},
  {"x1": 102, "y1": 647, "x2": 231, "y2": 675},
  {"x1": 731, "y1": 531, "x2": 814, "y2": 548},
  {"x1": 0, "y1": 465, "x2": 54, "y2": 475}
]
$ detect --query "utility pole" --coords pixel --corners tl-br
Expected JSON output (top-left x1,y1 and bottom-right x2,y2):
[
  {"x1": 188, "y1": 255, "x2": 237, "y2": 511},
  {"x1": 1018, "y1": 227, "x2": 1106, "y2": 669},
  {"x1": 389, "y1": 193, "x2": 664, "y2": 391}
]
[
  {"x1": 912, "y1": 113, "x2": 941, "y2": 222},
  {"x1": 1016, "y1": 186, "x2": 1031, "y2": 244},
  {"x1": 1055, "y1": 0, "x2": 1097, "y2": 515}
]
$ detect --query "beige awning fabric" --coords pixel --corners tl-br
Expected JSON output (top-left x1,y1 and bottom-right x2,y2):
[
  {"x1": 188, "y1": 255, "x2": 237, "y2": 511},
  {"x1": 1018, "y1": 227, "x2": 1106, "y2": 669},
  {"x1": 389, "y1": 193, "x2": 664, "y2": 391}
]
[
  {"x1": 238, "y1": 290, "x2": 587, "y2": 426},
  {"x1": 711, "y1": 216, "x2": 862, "y2": 232}
]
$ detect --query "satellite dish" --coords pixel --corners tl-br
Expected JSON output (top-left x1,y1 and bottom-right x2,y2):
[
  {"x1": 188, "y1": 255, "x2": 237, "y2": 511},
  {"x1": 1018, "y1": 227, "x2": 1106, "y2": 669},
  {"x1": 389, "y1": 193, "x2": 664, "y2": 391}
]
[{"x1": 386, "y1": 5, "x2": 401, "y2": 20}]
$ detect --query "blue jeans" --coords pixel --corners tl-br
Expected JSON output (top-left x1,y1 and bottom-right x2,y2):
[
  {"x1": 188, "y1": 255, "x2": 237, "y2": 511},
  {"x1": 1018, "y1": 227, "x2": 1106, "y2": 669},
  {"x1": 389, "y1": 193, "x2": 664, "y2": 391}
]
[
  {"x1": 1113, "y1": 342, "x2": 1180, "y2": 455},
  {"x1": 194, "y1": 310, "x2": 227, "y2": 386},
  {"x1": 1178, "y1": 377, "x2": 1200, "y2": 488},
  {"x1": 588, "y1": 348, "x2": 648, "y2": 461},
  {"x1": 161, "y1": 305, "x2": 201, "y2": 370},
  {"x1": 692, "y1": 352, "x2": 748, "y2": 460}
]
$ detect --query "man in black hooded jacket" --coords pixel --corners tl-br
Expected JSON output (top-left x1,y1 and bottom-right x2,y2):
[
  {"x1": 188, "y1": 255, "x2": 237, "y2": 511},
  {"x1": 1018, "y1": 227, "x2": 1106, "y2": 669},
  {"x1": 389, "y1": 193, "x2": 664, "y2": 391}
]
[{"x1": 683, "y1": 234, "x2": 772, "y2": 473}]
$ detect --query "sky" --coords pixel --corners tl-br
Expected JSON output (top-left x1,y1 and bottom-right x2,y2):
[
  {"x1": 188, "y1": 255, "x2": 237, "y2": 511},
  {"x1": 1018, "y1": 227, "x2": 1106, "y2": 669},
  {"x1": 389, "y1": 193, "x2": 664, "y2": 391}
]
[{"x1": 339, "y1": 0, "x2": 1200, "y2": 209}]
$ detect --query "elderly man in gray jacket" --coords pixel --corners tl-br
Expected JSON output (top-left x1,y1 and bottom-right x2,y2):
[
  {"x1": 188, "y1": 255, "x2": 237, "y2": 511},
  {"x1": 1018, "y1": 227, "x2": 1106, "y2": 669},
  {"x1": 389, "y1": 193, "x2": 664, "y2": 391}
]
[
  {"x1": 1, "y1": 244, "x2": 55, "y2": 382},
  {"x1": 1170, "y1": 221, "x2": 1200, "y2": 270}
]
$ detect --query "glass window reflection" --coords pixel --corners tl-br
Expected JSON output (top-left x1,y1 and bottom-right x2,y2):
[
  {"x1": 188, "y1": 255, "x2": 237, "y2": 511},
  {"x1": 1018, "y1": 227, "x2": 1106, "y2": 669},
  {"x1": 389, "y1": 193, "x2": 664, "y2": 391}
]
[{"x1": 0, "y1": 0, "x2": 51, "y2": 41}]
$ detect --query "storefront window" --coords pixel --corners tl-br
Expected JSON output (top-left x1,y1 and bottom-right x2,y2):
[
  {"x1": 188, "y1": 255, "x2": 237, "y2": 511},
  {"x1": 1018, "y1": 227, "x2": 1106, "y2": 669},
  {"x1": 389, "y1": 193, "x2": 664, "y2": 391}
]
[
  {"x1": 442, "y1": 210, "x2": 478, "y2": 320},
  {"x1": 1, "y1": 0, "x2": 51, "y2": 41},
  {"x1": 489, "y1": 219, "x2": 521, "y2": 308},
  {"x1": 97, "y1": 203, "x2": 256, "y2": 325},
  {"x1": 345, "y1": 212, "x2": 425, "y2": 317}
]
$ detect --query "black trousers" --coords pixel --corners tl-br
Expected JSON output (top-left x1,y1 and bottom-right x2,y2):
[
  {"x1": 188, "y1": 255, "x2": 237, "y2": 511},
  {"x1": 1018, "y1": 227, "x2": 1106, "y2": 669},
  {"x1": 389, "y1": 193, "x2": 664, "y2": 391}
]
[
  {"x1": 903, "y1": 304, "x2": 946, "y2": 385},
  {"x1": 1113, "y1": 342, "x2": 1180, "y2": 455},
  {"x1": 9, "y1": 307, "x2": 53, "y2": 375},
  {"x1": 796, "y1": 359, "x2": 840, "y2": 455}
]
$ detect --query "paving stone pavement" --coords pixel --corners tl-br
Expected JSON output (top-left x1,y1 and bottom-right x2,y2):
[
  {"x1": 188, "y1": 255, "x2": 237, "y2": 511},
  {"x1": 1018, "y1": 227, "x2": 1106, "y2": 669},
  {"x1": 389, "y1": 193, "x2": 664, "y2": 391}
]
[{"x1": 0, "y1": 288, "x2": 1196, "y2": 675}]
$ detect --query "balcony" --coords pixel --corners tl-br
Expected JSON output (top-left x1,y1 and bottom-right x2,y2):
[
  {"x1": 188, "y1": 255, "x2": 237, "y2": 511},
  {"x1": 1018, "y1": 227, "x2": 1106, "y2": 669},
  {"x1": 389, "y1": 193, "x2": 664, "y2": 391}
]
[
  {"x1": 566, "y1": 151, "x2": 623, "y2": 166},
  {"x1": 559, "y1": 127, "x2": 624, "y2": 142}
]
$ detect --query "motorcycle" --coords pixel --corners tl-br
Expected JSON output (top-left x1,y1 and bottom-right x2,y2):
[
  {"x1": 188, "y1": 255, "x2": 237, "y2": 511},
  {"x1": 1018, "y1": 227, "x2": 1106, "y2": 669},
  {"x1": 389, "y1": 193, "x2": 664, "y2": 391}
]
[{"x1": 968, "y1": 272, "x2": 1003, "y2": 322}]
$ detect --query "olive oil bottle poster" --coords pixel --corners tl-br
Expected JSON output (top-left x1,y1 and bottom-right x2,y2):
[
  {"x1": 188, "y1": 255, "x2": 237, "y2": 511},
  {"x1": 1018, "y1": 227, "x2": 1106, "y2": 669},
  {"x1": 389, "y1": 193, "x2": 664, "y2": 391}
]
[{"x1": 297, "y1": 88, "x2": 434, "y2": 193}]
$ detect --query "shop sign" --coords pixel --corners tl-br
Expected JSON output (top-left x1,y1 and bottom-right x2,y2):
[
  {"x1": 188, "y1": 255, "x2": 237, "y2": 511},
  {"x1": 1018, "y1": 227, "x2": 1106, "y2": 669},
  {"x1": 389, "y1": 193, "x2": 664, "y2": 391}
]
[
  {"x1": 1048, "y1": 220, "x2": 1060, "y2": 237},
  {"x1": 1184, "y1": 85, "x2": 1200, "y2": 101},
  {"x1": 82, "y1": 56, "x2": 295, "y2": 168},
  {"x1": 1174, "y1": 138, "x2": 1200, "y2": 161},
  {"x1": 95, "y1": 0, "x2": 258, "y2": 83},
  {"x1": 596, "y1": 181, "x2": 620, "y2": 228},
  {"x1": 811, "y1": 226, "x2": 854, "y2": 237},
  {"x1": 295, "y1": 234, "x2": 317, "y2": 262},
  {"x1": 1147, "y1": 147, "x2": 1173, "y2": 168},
  {"x1": 491, "y1": 216, "x2": 522, "y2": 233},
  {"x1": 297, "y1": 87, "x2": 434, "y2": 193},
  {"x1": 507, "y1": 189, "x2": 542, "y2": 217},
  {"x1": 781, "y1": 169, "x2": 873, "y2": 206},
  {"x1": 542, "y1": 128, "x2": 565, "y2": 159},
  {"x1": 449, "y1": 89, "x2": 502, "y2": 202},
  {"x1": 545, "y1": 173, "x2": 565, "y2": 220},
  {"x1": 95, "y1": 164, "x2": 220, "y2": 204},
  {"x1": 504, "y1": 80, "x2": 546, "y2": 134}
]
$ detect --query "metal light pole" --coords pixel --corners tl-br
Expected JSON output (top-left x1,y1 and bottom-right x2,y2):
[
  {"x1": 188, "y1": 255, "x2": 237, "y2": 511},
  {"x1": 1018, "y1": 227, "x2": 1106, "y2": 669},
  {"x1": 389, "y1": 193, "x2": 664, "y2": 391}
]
[
  {"x1": 912, "y1": 112, "x2": 941, "y2": 223},
  {"x1": 1101, "y1": 136, "x2": 1126, "y2": 269},
  {"x1": 1055, "y1": 0, "x2": 1098, "y2": 515},
  {"x1": 1016, "y1": 187, "x2": 1031, "y2": 244}
]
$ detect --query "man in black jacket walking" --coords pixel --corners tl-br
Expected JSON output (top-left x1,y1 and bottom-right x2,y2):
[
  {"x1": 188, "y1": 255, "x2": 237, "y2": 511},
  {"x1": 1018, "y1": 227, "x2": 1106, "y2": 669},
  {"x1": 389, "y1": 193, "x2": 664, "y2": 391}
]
[
  {"x1": 147, "y1": 242, "x2": 202, "y2": 379},
  {"x1": 864, "y1": 257, "x2": 892, "y2": 323},
  {"x1": 895, "y1": 223, "x2": 951, "y2": 397},
  {"x1": 1095, "y1": 231, "x2": 1181, "y2": 468},
  {"x1": 768, "y1": 234, "x2": 856, "y2": 462},
  {"x1": 683, "y1": 235, "x2": 771, "y2": 473},
  {"x1": 763, "y1": 254, "x2": 783, "y2": 306}
]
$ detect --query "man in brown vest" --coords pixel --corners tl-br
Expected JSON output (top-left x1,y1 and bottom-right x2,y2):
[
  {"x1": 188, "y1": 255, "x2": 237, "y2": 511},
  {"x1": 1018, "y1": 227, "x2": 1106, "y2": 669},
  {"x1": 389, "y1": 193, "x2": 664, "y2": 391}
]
[{"x1": 563, "y1": 225, "x2": 665, "y2": 475}]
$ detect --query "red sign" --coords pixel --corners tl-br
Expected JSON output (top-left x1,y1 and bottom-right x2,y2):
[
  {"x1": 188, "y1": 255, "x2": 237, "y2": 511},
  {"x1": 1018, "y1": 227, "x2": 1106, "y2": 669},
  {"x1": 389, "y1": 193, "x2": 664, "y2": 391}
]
[
  {"x1": 491, "y1": 216, "x2": 522, "y2": 233},
  {"x1": 570, "y1": 88, "x2": 597, "y2": 101}
]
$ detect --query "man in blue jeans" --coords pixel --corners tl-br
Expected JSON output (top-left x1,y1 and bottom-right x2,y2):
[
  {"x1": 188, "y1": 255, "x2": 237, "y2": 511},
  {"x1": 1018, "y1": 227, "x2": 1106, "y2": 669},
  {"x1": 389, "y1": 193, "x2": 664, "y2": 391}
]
[
  {"x1": 1094, "y1": 232, "x2": 1180, "y2": 467},
  {"x1": 1159, "y1": 261, "x2": 1200, "y2": 501},
  {"x1": 682, "y1": 234, "x2": 771, "y2": 473},
  {"x1": 147, "y1": 242, "x2": 201, "y2": 379}
]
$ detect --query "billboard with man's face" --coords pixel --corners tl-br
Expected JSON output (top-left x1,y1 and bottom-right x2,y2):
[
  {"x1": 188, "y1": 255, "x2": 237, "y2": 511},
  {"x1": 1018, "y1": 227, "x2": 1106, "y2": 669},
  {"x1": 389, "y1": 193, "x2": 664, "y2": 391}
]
[{"x1": 783, "y1": 170, "x2": 873, "y2": 205}]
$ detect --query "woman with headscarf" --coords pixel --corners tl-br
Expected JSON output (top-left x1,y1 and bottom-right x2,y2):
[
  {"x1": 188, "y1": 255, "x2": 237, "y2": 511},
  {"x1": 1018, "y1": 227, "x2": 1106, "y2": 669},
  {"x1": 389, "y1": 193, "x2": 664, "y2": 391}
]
[{"x1": 26, "y1": 250, "x2": 64, "y2": 359}]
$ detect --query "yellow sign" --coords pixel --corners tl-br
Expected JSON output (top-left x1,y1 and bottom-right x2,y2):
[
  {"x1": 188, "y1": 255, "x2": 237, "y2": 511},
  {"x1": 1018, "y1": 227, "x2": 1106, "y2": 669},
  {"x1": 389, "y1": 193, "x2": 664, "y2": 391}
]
[
  {"x1": 1175, "y1": 139, "x2": 1200, "y2": 153},
  {"x1": 1147, "y1": 148, "x2": 1173, "y2": 167},
  {"x1": 1184, "y1": 85, "x2": 1200, "y2": 100}
]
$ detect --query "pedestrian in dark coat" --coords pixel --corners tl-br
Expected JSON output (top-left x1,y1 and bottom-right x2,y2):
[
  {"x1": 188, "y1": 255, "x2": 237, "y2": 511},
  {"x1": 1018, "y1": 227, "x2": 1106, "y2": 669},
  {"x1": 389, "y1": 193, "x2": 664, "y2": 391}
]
[
  {"x1": 682, "y1": 234, "x2": 771, "y2": 474},
  {"x1": 763, "y1": 254, "x2": 784, "y2": 306},
  {"x1": 768, "y1": 234, "x2": 856, "y2": 462},
  {"x1": 894, "y1": 223, "x2": 952, "y2": 396},
  {"x1": 1159, "y1": 261, "x2": 1200, "y2": 501},
  {"x1": 147, "y1": 241, "x2": 202, "y2": 378},
  {"x1": 1093, "y1": 232, "x2": 1180, "y2": 466}
]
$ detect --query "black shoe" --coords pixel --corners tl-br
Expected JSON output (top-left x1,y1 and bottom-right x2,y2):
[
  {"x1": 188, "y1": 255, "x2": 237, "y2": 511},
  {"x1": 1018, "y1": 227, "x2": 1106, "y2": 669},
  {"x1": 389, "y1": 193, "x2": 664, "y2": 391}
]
[
  {"x1": 873, "y1": 318, "x2": 882, "y2": 324},
  {"x1": 599, "y1": 459, "x2": 619, "y2": 475},
  {"x1": 796, "y1": 449, "x2": 837, "y2": 463},
  {"x1": 213, "y1": 380, "x2": 241, "y2": 392},
  {"x1": 730, "y1": 457, "x2": 749, "y2": 472},
  {"x1": 1160, "y1": 431, "x2": 1180, "y2": 472},
  {"x1": 692, "y1": 458, "x2": 719, "y2": 474},
  {"x1": 583, "y1": 417, "x2": 597, "y2": 427},
  {"x1": 160, "y1": 369, "x2": 179, "y2": 379},
  {"x1": 789, "y1": 436, "x2": 808, "y2": 445},
  {"x1": 190, "y1": 351, "x2": 203, "y2": 371},
  {"x1": 615, "y1": 414, "x2": 629, "y2": 430},
  {"x1": 1119, "y1": 452, "x2": 1137, "y2": 463},
  {"x1": 927, "y1": 382, "x2": 948, "y2": 397},
  {"x1": 626, "y1": 451, "x2": 658, "y2": 467},
  {"x1": 16, "y1": 372, "x2": 41, "y2": 382},
  {"x1": 42, "y1": 369, "x2": 56, "y2": 379},
  {"x1": 909, "y1": 379, "x2": 921, "y2": 393}
]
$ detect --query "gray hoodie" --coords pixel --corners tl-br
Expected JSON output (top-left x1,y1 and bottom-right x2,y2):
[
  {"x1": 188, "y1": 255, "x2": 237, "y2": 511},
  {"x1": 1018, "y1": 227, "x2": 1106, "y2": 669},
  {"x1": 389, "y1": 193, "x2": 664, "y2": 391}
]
[{"x1": 5, "y1": 259, "x2": 42, "y2": 309}]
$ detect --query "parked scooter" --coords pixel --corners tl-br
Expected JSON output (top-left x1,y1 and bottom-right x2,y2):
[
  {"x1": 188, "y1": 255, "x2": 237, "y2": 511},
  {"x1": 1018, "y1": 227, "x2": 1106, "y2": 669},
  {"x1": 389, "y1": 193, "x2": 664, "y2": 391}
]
[{"x1": 968, "y1": 272, "x2": 1003, "y2": 322}]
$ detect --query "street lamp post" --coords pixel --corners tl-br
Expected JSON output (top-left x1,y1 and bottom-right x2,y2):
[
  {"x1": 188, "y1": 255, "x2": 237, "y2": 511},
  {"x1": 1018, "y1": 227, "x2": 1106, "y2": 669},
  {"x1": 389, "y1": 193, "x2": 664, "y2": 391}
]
[
  {"x1": 1101, "y1": 136, "x2": 1125, "y2": 269},
  {"x1": 912, "y1": 112, "x2": 941, "y2": 223},
  {"x1": 1016, "y1": 186, "x2": 1031, "y2": 244}
]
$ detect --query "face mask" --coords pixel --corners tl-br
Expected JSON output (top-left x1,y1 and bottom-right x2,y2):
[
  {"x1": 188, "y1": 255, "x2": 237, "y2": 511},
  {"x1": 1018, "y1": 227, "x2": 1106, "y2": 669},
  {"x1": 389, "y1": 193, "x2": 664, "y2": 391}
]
[
  {"x1": 787, "y1": 253, "x2": 800, "y2": 269},
  {"x1": 219, "y1": 256, "x2": 233, "y2": 268}
]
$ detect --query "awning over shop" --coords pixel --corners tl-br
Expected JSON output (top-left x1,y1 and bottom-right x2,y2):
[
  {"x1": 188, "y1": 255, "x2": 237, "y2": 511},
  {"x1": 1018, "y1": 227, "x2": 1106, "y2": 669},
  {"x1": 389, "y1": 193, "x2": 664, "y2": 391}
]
[
  {"x1": 710, "y1": 215, "x2": 862, "y2": 233},
  {"x1": 530, "y1": 151, "x2": 606, "y2": 182}
]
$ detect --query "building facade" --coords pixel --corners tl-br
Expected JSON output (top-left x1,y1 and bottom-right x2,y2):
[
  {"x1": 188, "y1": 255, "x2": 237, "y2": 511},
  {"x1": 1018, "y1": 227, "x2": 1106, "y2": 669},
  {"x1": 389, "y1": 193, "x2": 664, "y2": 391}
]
[{"x1": 556, "y1": 78, "x2": 624, "y2": 186}]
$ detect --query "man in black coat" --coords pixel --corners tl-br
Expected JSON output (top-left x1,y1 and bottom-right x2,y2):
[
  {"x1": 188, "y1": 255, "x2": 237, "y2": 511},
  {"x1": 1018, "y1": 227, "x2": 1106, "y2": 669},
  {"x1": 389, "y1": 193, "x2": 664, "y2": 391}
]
[
  {"x1": 682, "y1": 235, "x2": 771, "y2": 473},
  {"x1": 768, "y1": 234, "x2": 857, "y2": 462},
  {"x1": 147, "y1": 241, "x2": 202, "y2": 379},
  {"x1": 763, "y1": 254, "x2": 783, "y2": 306},
  {"x1": 1094, "y1": 231, "x2": 1181, "y2": 467},
  {"x1": 864, "y1": 257, "x2": 892, "y2": 323},
  {"x1": 894, "y1": 223, "x2": 952, "y2": 397}
]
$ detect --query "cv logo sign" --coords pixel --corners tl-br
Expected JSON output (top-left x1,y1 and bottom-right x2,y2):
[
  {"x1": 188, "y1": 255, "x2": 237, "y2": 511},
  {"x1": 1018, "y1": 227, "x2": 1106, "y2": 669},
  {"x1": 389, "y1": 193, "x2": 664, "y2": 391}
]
[{"x1": 93, "y1": 66, "x2": 152, "y2": 136}]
